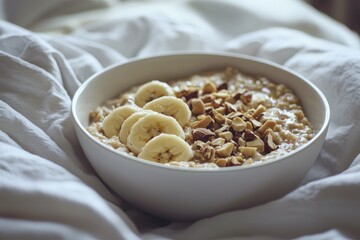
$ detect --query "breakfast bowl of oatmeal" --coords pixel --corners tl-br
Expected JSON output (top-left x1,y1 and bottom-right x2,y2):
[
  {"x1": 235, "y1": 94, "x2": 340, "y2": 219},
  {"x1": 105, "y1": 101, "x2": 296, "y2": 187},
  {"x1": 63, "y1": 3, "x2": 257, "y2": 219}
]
[{"x1": 71, "y1": 52, "x2": 330, "y2": 221}]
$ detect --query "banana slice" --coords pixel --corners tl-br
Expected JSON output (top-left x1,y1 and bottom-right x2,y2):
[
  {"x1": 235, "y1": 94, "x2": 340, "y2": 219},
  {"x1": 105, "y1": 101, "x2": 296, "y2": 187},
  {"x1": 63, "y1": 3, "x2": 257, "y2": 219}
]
[
  {"x1": 143, "y1": 96, "x2": 191, "y2": 127},
  {"x1": 138, "y1": 134, "x2": 193, "y2": 163},
  {"x1": 127, "y1": 112, "x2": 185, "y2": 154},
  {"x1": 134, "y1": 80, "x2": 175, "y2": 107},
  {"x1": 119, "y1": 110, "x2": 151, "y2": 144},
  {"x1": 102, "y1": 105, "x2": 139, "y2": 137}
]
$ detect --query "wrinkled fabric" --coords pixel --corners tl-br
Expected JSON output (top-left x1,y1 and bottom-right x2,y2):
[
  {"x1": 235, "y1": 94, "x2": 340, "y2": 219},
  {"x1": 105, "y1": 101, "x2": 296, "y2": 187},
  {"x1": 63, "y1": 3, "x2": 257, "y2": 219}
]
[{"x1": 0, "y1": 0, "x2": 360, "y2": 239}]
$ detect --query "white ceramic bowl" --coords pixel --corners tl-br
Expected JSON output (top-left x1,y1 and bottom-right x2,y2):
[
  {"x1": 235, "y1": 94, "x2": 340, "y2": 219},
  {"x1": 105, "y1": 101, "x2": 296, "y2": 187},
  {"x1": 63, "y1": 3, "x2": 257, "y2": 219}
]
[{"x1": 72, "y1": 52, "x2": 330, "y2": 221}]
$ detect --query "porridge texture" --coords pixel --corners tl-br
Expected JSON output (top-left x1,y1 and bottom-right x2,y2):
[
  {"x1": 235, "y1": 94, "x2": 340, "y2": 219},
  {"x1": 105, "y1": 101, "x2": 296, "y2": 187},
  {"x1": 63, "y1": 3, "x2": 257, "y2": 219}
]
[{"x1": 87, "y1": 67, "x2": 314, "y2": 168}]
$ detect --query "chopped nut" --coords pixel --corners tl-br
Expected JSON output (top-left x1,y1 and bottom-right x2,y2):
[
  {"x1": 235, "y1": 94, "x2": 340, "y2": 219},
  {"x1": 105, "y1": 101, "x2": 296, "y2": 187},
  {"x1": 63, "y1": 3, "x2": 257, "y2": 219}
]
[
  {"x1": 245, "y1": 121, "x2": 253, "y2": 130},
  {"x1": 231, "y1": 117, "x2": 246, "y2": 132},
  {"x1": 240, "y1": 91, "x2": 252, "y2": 104},
  {"x1": 227, "y1": 111, "x2": 242, "y2": 119},
  {"x1": 176, "y1": 88, "x2": 199, "y2": 100},
  {"x1": 238, "y1": 137, "x2": 246, "y2": 147},
  {"x1": 214, "y1": 90, "x2": 229, "y2": 98},
  {"x1": 219, "y1": 131, "x2": 233, "y2": 141},
  {"x1": 191, "y1": 99, "x2": 205, "y2": 115},
  {"x1": 224, "y1": 102, "x2": 237, "y2": 113},
  {"x1": 217, "y1": 82, "x2": 228, "y2": 91},
  {"x1": 215, "y1": 158, "x2": 228, "y2": 167},
  {"x1": 243, "y1": 112, "x2": 253, "y2": 120},
  {"x1": 252, "y1": 104, "x2": 266, "y2": 119},
  {"x1": 225, "y1": 118, "x2": 232, "y2": 125},
  {"x1": 204, "y1": 106, "x2": 213, "y2": 115},
  {"x1": 203, "y1": 82, "x2": 217, "y2": 94},
  {"x1": 193, "y1": 115, "x2": 214, "y2": 128},
  {"x1": 246, "y1": 137, "x2": 264, "y2": 152},
  {"x1": 224, "y1": 96, "x2": 236, "y2": 104},
  {"x1": 215, "y1": 106, "x2": 226, "y2": 115},
  {"x1": 212, "y1": 137, "x2": 225, "y2": 146},
  {"x1": 243, "y1": 158, "x2": 254, "y2": 165},
  {"x1": 201, "y1": 94, "x2": 215, "y2": 103},
  {"x1": 264, "y1": 132, "x2": 278, "y2": 153},
  {"x1": 193, "y1": 141, "x2": 216, "y2": 163},
  {"x1": 192, "y1": 128, "x2": 215, "y2": 142},
  {"x1": 232, "y1": 89, "x2": 246, "y2": 100},
  {"x1": 204, "y1": 145, "x2": 216, "y2": 162},
  {"x1": 239, "y1": 146, "x2": 257, "y2": 157},
  {"x1": 214, "y1": 113, "x2": 227, "y2": 124},
  {"x1": 213, "y1": 122, "x2": 221, "y2": 130},
  {"x1": 215, "y1": 124, "x2": 229, "y2": 133},
  {"x1": 216, "y1": 142, "x2": 234, "y2": 157},
  {"x1": 212, "y1": 99, "x2": 222, "y2": 108},
  {"x1": 264, "y1": 129, "x2": 281, "y2": 144},
  {"x1": 258, "y1": 119, "x2": 277, "y2": 134},
  {"x1": 250, "y1": 119, "x2": 262, "y2": 129},
  {"x1": 229, "y1": 156, "x2": 242, "y2": 166},
  {"x1": 243, "y1": 129, "x2": 257, "y2": 141}
]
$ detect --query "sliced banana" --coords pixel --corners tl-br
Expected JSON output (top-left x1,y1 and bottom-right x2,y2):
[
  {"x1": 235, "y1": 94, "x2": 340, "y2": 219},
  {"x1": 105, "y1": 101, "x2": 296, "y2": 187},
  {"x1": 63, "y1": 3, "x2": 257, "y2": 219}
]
[
  {"x1": 138, "y1": 134, "x2": 193, "y2": 163},
  {"x1": 143, "y1": 96, "x2": 191, "y2": 127},
  {"x1": 119, "y1": 110, "x2": 151, "y2": 144},
  {"x1": 127, "y1": 112, "x2": 185, "y2": 154},
  {"x1": 134, "y1": 80, "x2": 175, "y2": 107},
  {"x1": 102, "y1": 105, "x2": 139, "y2": 137}
]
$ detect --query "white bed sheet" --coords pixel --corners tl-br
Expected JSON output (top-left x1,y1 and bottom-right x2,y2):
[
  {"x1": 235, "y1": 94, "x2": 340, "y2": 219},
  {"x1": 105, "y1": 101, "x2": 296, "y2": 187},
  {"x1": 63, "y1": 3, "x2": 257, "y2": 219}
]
[{"x1": 1, "y1": 0, "x2": 360, "y2": 239}]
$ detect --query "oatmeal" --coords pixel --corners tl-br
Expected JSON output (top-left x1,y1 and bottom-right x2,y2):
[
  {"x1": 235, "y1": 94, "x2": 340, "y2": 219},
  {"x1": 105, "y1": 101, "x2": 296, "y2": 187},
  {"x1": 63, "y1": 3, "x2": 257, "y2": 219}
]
[{"x1": 87, "y1": 67, "x2": 314, "y2": 168}]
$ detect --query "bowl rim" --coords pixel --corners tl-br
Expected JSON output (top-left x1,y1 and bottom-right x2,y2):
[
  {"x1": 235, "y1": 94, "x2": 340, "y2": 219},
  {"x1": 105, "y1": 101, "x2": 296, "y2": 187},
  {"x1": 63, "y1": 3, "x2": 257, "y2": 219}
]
[{"x1": 71, "y1": 51, "x2": 330, "y2": 173}]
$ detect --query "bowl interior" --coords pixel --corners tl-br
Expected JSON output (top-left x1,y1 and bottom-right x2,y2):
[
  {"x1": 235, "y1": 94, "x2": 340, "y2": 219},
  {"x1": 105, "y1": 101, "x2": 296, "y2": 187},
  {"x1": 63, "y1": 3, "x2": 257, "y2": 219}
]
[{"x1": 74, "y1": 53, "x2": 328, "y2": 139}]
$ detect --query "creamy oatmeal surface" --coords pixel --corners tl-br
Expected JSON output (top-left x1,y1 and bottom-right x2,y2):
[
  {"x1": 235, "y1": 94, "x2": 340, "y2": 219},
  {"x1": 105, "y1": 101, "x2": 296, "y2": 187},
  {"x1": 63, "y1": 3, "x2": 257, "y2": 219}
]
[{"x1": 87, "y1": 67, "x2": 314, "y2": 169}]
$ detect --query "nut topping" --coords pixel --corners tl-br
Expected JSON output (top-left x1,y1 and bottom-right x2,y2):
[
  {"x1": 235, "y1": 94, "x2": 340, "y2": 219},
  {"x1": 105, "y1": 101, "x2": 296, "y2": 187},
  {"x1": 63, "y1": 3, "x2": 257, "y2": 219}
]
[
  {"x1": 240, "y1": 91, "x2": 252, "y2": 104},
  {"x1": 203, "y1": 82, "x2": 217, "y2": 94},
  {"x1": 216, "y1": 142, "x2": 234, "y2": 157},
  {"x1": 223, "y1": 102, "x2": 235, "y2": 112},
  {"x1": 191, "y1": 99, "x2": 205, "y2": 115},
  {"x1": 193, "y1": 115, "x2": 214, "y2": 128},
  {"x1": 264, "y1": 132, "x2": 278, "y2": 153},
  {"x1": 176, "y1": 88, "x2": 199, "y2": 100},
  {"x1": 252, "y1": 104, "x2": 266, "y2": 119},
  {"x1": 231, "y1": 117, "x2": 246, "y2": 132},
  {"x1": 215, "y1": 158, "x2": 228, "y2": 167},
  {"x1": 239, "y1": 146, "x2": 257, "y2": 157},
  {"x1": 229, "y1": 156, "x2": 242, "y2": 166},
  {"x1": 217, "y1": 82, "x2": 228, "y2": 91},
  {"x1": 213, "y1": 90, "x2": 229, "y2": 99},
  {"x1": 215, "y1": 124, "x2": 229, "y2": 133},
  {"x1": 214, "y1": 112, "x2": 227, "y2": 124},
  {"x1": 258, "y1": 119, "x2": 277, "y2": 134},
  {"x1": 193, "y1": 141, "x2": 216, "y2": 163},
  {"x1": 243, "y1": 129, "x2": 257, "y2": 141},
  {"x1": 212, "y1": 137, "x2": 226, "y2": 146},
  {"x1": 192, "y1": 128, "x2": 215, "y2": 142},
  {"x1": 219, "y1": 131, "x2": 233, "y2": 141},
  {"x1": 250, "y1": 119, "x2": 262, "y2": 129},
  {"x1": 246, "y1": 137, "x2": 264, "y2": 153},
  {"x1": 245, "y1": 121, "x2": 253, "y2": 130},
  {"x1": 215, "y1": 106, "x2": 226, "y2": 115}
]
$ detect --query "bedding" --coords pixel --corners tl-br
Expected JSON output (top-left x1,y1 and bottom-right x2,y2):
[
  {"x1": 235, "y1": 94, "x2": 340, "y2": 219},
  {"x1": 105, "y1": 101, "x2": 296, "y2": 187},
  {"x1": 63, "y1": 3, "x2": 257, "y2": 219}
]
[{"x1": 1, "y1": 0, "x2": 360, "y2": 239}]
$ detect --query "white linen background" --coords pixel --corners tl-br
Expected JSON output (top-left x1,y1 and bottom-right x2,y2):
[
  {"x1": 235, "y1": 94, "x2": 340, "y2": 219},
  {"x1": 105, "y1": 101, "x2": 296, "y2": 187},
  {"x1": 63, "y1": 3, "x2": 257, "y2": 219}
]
[{"x1": 1, "y1": 0, "x2": 360, "y2": 239}]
